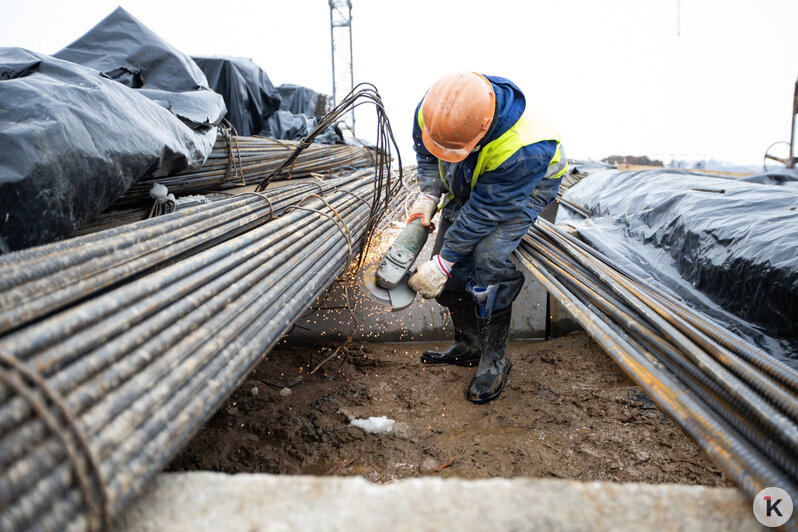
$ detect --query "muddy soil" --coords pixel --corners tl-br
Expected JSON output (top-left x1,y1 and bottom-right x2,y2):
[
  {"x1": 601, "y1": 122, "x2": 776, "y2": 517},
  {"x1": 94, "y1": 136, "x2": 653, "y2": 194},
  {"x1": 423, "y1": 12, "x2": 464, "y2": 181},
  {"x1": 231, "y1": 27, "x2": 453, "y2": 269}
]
[{"x1": 169, "y1": 332, "x2": 729, "y2": 486}]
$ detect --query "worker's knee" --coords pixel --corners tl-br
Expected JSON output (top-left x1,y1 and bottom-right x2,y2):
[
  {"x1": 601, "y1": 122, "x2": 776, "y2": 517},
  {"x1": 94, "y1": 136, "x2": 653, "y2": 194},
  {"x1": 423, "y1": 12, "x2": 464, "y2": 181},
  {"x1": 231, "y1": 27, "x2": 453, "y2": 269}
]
[
  {"x1": 472, "y1": 219, "x2": 529, "y2": 278},
  {"x1": 472, "y1": 236, "x2": 513, "y2": 275},
  {"x1": 468, "y1": 221, "x2": 529, "y2": 318},
  {"x1": 468, "y1": 271, "x2": 524, "y2": 318}
]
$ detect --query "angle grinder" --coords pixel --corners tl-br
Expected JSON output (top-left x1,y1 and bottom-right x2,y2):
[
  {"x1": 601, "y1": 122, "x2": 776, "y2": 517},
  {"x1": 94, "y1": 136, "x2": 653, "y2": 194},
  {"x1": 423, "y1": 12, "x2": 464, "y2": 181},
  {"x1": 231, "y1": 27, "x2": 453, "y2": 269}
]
[{"x1": 362, "y1": 218, "x2": 430, "y2": 311}]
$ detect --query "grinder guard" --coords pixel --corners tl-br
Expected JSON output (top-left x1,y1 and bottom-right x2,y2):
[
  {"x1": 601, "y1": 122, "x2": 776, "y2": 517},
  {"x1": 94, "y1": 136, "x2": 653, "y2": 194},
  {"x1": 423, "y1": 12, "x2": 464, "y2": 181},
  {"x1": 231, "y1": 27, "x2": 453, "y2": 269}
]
[{"x1": 363, "y1": 218, "x2": 430, "y2": 311}]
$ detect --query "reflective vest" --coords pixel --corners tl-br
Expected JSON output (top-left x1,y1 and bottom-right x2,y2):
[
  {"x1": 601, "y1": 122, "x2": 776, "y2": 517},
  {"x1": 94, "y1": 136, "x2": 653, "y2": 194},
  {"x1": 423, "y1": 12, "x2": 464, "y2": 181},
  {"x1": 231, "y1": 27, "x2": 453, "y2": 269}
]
[{"x1": 417, "y1": 105, "x2": 568, "y2": 189}]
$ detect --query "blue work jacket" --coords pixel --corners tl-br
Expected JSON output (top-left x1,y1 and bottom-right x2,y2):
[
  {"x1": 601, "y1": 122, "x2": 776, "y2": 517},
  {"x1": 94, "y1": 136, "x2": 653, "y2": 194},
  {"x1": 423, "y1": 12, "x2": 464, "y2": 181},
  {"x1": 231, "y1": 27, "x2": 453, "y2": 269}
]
[{"x1": 413, "y1": 75, "x2": 559, "y2": 263}]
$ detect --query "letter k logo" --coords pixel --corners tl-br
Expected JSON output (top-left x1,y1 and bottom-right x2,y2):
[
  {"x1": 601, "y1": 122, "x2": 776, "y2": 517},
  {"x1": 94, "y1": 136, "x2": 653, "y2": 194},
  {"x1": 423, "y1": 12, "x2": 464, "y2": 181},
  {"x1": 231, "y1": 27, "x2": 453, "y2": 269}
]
[
  {"x1": 764, "y1": 495, "x2": 783, "y2": 517},
  {"x1": 754, "y1": 488, "x2": 792, "y2": 527}
]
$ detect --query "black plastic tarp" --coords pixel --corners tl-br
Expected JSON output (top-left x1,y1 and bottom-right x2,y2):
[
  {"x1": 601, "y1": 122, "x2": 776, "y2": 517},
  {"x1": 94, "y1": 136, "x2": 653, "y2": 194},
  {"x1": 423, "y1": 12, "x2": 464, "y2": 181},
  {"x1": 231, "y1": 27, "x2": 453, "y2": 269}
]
[
  {"x1": 277, "y1": 83, "x2": 328, "y2": 117},
  {"x1": 740, "y1": 168, "x2": 798, "y2": 187},
  {"x1": 0, "y1": 8, "x2": 225, "y2": 252},
  {"x1": 556, "y1": 168, "x2": 798, "y2": 364},
  {"x1": 257, "y1": 110, "x2": 340, "y2": 144},
  {"x1": 259, "y1": 110, "x2": 315, "y2": 140},
  {"x1": 55, "y1": 7, "x2": 225, "y2": 132},
  {"x1": 193, "y1": 55, "x2": 281, "y2": 137}
]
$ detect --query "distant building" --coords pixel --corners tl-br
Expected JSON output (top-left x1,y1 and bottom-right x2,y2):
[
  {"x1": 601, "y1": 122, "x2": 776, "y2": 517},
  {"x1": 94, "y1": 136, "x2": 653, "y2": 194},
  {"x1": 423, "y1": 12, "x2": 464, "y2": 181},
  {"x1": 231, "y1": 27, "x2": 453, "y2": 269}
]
[{"x1": 602, "y1": 155, "x2": 664, "y2": 166}]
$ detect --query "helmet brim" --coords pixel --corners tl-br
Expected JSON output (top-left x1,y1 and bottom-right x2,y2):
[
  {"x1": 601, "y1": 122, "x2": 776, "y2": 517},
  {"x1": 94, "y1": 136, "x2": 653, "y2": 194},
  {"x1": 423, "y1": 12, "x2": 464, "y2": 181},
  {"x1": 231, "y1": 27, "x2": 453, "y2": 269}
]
[{"x1": 421, "y1": 127, "x2": 484, "y2": 163}]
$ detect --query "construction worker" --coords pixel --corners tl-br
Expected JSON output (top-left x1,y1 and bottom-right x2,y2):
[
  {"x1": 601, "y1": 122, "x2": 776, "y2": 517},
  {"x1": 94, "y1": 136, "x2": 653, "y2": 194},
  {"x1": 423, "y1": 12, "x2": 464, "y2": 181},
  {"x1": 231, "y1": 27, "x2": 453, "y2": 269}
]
[{"x1": 408, "y1": 72, "x2": 567, "y2": 404}]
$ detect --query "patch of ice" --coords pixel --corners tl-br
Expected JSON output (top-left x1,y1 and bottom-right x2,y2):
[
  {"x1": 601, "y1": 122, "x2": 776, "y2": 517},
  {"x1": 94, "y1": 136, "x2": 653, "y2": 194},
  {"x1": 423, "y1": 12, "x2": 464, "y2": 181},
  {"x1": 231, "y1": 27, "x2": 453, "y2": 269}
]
[{"x1": 349, "y1": 416, "x2": 396, "y2": 435}]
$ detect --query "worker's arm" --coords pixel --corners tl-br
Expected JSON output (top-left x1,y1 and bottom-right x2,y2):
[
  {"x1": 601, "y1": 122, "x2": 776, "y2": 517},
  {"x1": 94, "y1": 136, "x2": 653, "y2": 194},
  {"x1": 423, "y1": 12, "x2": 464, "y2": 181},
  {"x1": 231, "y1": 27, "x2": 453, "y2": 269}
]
[
  {"x1": 438, "y1": 140, "x2": 557, "y2": 264},
  {"x1": 412, "y1": 101, "x2": 447, "y2": 199}
]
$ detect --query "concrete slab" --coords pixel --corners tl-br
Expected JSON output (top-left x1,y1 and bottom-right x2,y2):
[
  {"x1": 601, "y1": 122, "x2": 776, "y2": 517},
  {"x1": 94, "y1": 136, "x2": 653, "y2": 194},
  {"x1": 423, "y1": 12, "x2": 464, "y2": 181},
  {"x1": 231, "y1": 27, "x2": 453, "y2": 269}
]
[{"x1": 118, "y1": 473, "x2": 764, "y2": 532}]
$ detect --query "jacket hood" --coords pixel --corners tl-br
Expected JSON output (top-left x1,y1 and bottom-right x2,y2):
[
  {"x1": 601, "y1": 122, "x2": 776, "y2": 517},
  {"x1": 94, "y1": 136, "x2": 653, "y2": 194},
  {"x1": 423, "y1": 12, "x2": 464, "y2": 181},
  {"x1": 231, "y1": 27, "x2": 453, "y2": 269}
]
[{"x1": 483, "y1": 75, "x2": 526, "y2": 141}]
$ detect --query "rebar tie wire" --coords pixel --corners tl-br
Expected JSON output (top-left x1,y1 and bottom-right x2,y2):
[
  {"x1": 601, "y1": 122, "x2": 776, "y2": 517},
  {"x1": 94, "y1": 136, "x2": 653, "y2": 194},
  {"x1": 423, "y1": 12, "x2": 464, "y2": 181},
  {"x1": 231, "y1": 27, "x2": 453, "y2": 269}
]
[
  {"x1": 286, "y1": 193, "x2": 355, "y2": 271},
  {"x1": 254, "y1": 84, "x2": 401, "y2": 271},
  {"x1": 220, "y1": 120, "x2": 246, "y2": 187},
  {"x1": 254, "y1": 83, "x2": 402, "y2": 193},
  {"x1": 268, "y1": 137, "x2": 306, "y2": 182},
  {"x1": 322, "y1": 143, "x2": 347, "y2": 175},
  {"x1": 240, "y1": 193, "x2": 276, "y2": 223},
  {"x1": 284, "y1": 192, "x2": 364, "y2": 373},
  {"x1": 146, "y1": 195, "x2": 176, "y2": 219},
  {"x1": 0, "y1": 351, "x2": 111, "y2": 532}
]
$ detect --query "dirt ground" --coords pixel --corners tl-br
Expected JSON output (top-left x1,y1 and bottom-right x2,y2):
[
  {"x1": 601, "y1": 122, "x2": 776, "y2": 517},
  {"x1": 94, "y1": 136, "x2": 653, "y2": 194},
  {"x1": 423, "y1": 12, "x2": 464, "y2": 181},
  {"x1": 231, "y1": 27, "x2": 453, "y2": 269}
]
[{"x1": 169, "y1": 331, "x2": 729, "y2": 486}]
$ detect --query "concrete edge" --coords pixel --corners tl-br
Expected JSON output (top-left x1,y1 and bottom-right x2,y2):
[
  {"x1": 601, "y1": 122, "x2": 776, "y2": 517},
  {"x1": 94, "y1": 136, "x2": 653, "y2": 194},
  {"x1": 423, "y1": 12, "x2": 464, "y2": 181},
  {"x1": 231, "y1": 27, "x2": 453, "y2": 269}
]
[{"x1": 118, "y1": 472, "x2": 765, "y2": 531}]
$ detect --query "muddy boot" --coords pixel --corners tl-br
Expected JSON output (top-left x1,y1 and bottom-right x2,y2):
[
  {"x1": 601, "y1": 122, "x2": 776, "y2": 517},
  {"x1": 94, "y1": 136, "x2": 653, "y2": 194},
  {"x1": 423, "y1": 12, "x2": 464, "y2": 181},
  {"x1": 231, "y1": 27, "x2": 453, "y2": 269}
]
[
  {"x1": 421, "y1": 299, "x2": 481, "y2": 366},
  {"x1": 467, "y1": 307, "x2": 512, "y2": 404}
]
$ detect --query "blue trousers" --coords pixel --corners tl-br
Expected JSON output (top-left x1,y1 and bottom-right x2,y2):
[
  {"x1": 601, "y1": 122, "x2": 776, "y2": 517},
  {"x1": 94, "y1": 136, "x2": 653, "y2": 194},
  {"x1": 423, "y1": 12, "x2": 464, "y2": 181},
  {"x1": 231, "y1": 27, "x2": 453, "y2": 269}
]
[{"x1": 432, "y1": 177, "x2": 562, "y2": 318}]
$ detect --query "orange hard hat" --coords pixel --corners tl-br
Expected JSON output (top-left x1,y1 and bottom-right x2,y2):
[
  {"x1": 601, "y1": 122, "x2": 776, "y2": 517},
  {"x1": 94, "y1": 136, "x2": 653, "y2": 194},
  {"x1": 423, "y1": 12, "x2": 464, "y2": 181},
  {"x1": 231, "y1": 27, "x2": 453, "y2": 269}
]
[{"x1": 421, "y1": 72, "x2": 496, "y2": 162}]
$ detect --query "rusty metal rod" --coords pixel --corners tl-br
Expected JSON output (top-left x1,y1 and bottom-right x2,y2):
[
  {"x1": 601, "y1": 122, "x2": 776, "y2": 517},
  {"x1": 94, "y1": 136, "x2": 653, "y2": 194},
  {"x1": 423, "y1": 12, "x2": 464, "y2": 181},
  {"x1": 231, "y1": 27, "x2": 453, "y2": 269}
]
[
  {"x1": 0, "y1": 193, "x2": 370, "y2": 462},
  {"x1": 2, "y1": 204, "x2": 371, "y2": 528},
  {"x1": 516, "y1": 222, "x2": 798, "y2": 530},
  {"x1": 515, "y1": 246, "x2": 797, "y2": 506},
  {"x1": 530, "y1": 241, "x2": 798, "y2": 481},
  {"x1": 531, "y1": 224, "x2": 798, "y2": 451},
  {"x1": 116, "y1": 134, "x2": 377, "y2": 205},
  {"x1": 537, "y1": 219, "x2": 797, "y2": 393},
  {"x1": 0, "y1": 168, "x2": 402, "y2": 532}
]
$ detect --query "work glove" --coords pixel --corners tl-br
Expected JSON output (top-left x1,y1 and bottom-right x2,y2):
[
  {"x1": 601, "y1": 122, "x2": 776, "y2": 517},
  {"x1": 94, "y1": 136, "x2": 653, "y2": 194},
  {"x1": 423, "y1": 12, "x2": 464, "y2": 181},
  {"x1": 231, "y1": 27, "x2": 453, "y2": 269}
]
[
  {"x1": 407, "y1": 193, "x2": 439, "y2": 227},
  {"x1": 409, "y1": 254, "x2": 453, "y2": 299}
]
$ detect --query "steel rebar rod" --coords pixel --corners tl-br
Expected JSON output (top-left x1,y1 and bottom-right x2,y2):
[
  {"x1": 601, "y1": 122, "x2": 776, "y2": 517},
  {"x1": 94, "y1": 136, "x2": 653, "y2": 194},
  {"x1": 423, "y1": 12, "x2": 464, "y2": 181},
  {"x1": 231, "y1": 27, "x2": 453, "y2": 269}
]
[
  {"x1": 115, "y1": 134, "x2": 378, "y2": 205},
  {"x1": 0, "y1": 168, "x2": 404, "y2": 532},
  {"x1": 515, "y1": 222, "x2": 798, "y2": 530}
]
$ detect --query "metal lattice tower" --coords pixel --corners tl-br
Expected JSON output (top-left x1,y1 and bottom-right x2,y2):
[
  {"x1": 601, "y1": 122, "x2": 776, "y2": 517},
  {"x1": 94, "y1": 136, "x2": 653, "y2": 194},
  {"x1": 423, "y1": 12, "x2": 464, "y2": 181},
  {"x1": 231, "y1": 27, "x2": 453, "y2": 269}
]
[{"x1": 329, "y1": 0, "x2": 355, "y2": 133}]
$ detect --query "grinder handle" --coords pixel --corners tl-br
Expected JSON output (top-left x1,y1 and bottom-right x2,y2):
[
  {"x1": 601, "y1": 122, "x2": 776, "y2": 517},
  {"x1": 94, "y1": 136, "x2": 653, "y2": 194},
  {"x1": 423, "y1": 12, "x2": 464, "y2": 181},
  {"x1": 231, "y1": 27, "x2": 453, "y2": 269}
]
[
  {"x1": 374, "y1": 218, "x2": 430, "y2": 290},
  {"x1": 400, "y1": 218, "x2": 431, "y2": 258}
]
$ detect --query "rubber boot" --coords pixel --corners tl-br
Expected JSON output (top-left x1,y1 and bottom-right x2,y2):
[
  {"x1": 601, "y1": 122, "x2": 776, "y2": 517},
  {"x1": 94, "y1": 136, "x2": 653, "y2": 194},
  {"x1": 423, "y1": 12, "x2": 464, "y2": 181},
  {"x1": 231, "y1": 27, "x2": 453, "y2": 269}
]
[
  {"x1": 421, "y1": 299, "x2": 481, "y2": 366},
  {"x1": 467, "y1": 307, "x2": 512, "y2": 404}
]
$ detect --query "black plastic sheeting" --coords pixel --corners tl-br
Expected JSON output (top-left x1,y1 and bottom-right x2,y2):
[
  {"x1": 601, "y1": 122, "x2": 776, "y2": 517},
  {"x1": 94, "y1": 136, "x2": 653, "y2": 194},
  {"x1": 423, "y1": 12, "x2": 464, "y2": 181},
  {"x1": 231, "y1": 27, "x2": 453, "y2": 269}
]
[
  {"x1": 260, "y1": 110, "x2": 315, "y2": 140},
  {"x1": 55, "y1": 7, "x2": 225, "y2": 132},
  {"x1": 193, "y1": 55, "x2": 281, "y2": 137},
  {"x1": 259, "y1": 110, "x2": 341, "y2": 145},
  {"x1": 277, "y1": 83, "x2": 329, "y2": 117},
  {"x1": 194, "y1": 55, "x2": 342, "y2": 143},
  {"x1": 0, "y1": 49, "x2": 218, "y2": 252},
  {"x1": 556, "y1": 168, "x2": 798, "y2": 365},
  {"x1": 740, "y1": 168, "x2": 798, "y2": 187},
  {"x1": 0, "y1": 8, "x2": 225, "y2": 252}
]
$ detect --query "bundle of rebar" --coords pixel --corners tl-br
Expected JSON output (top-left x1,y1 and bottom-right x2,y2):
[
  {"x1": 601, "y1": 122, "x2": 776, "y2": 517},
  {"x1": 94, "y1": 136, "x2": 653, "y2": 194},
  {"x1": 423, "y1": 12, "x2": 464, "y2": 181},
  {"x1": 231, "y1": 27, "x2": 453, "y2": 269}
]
[
  {"x1": 117, "y1": 133, "x2": 377, "y2": 205},
  {"x1": 0, "y1": 81, "x2": 404, "y2": 531},
  {"x1": 0, "y1": 167, "x2": 401, "y2": 531},
  {"x1": 70, "y1": 192, "x2": 229, "y2": 237},
  {"x1": 0, "y1": 174, "x2": 371, "y2": 331},
  {"x1": 516, "y1": 219, "x2": 798, "y2": 529}
]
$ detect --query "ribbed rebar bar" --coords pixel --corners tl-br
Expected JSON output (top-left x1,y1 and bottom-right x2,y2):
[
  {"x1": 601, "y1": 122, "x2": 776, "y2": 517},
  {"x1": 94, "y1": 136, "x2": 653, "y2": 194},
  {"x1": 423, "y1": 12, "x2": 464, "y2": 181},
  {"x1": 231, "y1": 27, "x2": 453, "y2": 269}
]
[
  {"x1": 115, "y1": 134, "x2": 378, "y2": 205},
  {"x1": 515, "y1": 221, "x2": 798, "y2": 530},
  {"x1": 0, "y1": 169, "x2": 403, "y2": 531},
  {"x1": 0, "y1": 82, "x2": 407, "y2": 532}
]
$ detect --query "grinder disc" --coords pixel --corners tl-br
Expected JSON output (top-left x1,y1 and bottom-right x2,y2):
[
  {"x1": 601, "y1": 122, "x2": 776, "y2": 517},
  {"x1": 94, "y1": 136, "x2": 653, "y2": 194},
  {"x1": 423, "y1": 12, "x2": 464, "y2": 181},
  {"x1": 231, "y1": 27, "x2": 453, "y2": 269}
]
[
  {"x1": 362, "y1": 265, "x2": 416, "y2": 311},
  {"x1": 363, "y1": 264, "x2": 392, "y2": 306}
]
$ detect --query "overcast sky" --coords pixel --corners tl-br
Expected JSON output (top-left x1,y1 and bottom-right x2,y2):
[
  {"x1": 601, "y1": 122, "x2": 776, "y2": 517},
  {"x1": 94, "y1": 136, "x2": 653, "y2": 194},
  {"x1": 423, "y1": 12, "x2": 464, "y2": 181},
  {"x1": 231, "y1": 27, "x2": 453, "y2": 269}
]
[{"x1": 2, "y1": 0, "x2": 796, "y2": 168}]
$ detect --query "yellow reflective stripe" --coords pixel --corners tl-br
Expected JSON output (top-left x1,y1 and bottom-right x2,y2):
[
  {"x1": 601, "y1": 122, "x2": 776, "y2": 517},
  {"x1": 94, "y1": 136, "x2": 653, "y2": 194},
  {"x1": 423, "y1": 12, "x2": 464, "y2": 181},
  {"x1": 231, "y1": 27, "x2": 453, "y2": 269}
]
[
  {"x1": 471, "y1": 108, "x2": 563, "y2": 187},
  {"x1": 550, "y1": 143, "x2": 561, "y2": 166},
  {"x1": 424, "y1": 103, "x2": 567, "y2": 193},
  {"x1": 545, "y1": 144, "x2": 569, "y2": 180},
  {"x1": 550, "y1": 164, "x2": 568, "y2": 179},
  {"x1": 435, "y1": 191, "x2": 453, "y2": 212}
]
